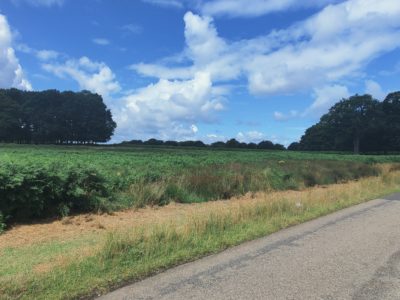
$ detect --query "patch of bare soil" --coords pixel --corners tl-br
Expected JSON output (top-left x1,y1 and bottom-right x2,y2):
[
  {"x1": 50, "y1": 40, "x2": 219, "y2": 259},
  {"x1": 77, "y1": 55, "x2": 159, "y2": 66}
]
[
  {"x1": 0, "y1": 196, "x2": 251, "y2": 249},
  {"x1": 1, "y1": 165, "x2": 394, "y2": 250}
]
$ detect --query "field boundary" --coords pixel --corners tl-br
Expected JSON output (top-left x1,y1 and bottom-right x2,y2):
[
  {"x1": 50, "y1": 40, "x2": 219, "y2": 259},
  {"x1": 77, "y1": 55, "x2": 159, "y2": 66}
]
[{"x1": 1, "y1": 169, "x2": 400, "y2": 300}]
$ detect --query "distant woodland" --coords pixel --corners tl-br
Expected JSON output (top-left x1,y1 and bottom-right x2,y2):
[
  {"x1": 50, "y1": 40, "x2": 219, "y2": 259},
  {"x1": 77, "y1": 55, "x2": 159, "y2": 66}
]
[
  {"x1": 0, "y1": 89, "x2": 116, "y2": 144},
  {"x1": 1, "y1": 88, "x2": 400, "y2": 154},
  {"x1": 289, "y1": 92, "x2": 400, "y2": 154},
  {"x1": 120, "y1": 138, "x2": 286, "y2": 151}
]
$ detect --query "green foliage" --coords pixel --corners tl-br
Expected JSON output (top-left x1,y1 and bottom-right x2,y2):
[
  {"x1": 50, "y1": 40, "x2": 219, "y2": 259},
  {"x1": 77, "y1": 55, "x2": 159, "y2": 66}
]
[
  {"x1": 0, "y1": 88, "x2": 116, "y2": 144},
  {"x1": 0, "y1": 212, "x2": 6, "y2": 233},
  {"x1": 382, "y1": 92, "x2": 400, "y2": 151},
  {"x1": 0, "y1": 161, "x2": 110, "y2": 223},
  {"x1": 297, "y1": 92, "x2": 400, "y2": 153},
  {"x1": 0, "y1": 144, "x2": 397, "y2": 226},
  {"x1": 123, "y1": 137, "x2": 285, "y2": 150}
]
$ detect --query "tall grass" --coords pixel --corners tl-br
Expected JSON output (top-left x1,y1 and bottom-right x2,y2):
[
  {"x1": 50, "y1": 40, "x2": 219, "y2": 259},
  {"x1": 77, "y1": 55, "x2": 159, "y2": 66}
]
[
  {"x1": 119, "y1": 160, "x2": 380, "y2": 207},
  {"x1": 1, "y1": 168, "x2": 400, "y2": 300}
]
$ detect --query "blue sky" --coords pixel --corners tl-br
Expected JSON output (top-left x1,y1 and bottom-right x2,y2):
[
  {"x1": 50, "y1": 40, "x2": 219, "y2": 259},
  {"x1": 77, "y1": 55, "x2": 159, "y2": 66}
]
[{"x1": 0, "y1": 0, "x2": 400, "y2": 145}]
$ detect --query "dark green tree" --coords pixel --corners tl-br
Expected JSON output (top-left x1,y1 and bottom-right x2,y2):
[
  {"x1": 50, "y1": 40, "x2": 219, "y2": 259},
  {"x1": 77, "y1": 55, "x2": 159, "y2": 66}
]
[
  {"x1": 298, "y1": 94, "x2": 381, "y2": 154},
  {"x1": 257, "y1": 140, "x2": 275, "y2": 150},
  {"x1": 382, "y1": 92, "x2": 400, "y2": 151},
  {"x1": 178, "y1": 140, "x2": 206, "y2": 147},
  {"x1": 226, "y1": 138, "x2": 241, "y2": 148},
  {"x1": 0, "y1": 91, "x2": 22, "y2": 142},
  {"x1": 323, "y1": 95, "x2": 380, "y2": 154},
  {"x1": 273, "y1": 143, "x2": 286, "y2": 151},
  {"x1": 0, "y1": 89, "x2": 116, "y2": 144},
  {"x1": 298, "y1": 122, "x2": 335, "y2": 151},
  {"x1": 210, "y1": 141, "x2": 226, "y2": 148},
  {"x1": 287, "y1": 142, "x2": 300, "y2": 151},
  {"x1": 144, "y1": 138, "x2": 164, "y2": 146}
]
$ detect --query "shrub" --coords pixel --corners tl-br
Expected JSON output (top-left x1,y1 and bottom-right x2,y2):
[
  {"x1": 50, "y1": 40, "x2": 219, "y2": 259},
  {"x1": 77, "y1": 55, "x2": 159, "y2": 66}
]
[{"x1": 0, "y1": 162, "x2": 110, "y2": 224}]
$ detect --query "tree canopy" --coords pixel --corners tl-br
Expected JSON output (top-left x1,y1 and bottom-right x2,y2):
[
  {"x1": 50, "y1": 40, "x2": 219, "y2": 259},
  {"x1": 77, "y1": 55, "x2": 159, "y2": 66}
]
[
  {"x1": 121, "y1": 138, "x2": 285, "y2": 150},
  {"x1": 0, "y1": 88, "x2": 116, "y2": 144},
  {"x1": 293, "y1": 92, "x2": 400, "y2": 153}
]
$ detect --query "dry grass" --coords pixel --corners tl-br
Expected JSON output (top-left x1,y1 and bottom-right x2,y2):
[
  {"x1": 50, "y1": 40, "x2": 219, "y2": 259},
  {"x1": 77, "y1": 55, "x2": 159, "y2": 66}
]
[
  {"x1": 0, "y1": 204, "x2": 204, "y2": 249},
  {"x1": 0, "y1": 164, "x2": 397, "y2": 250},
  {"x1": 112, "y1": 167, "x2": 399, "y2": 246},
  {"x1": 1, "y1": 166, "x2": 400, "y2": 299}
]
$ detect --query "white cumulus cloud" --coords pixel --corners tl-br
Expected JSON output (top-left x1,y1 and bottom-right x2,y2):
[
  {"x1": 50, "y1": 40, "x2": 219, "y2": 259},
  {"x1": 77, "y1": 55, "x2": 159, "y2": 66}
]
[
  {"x1": 0, "y1": 14, "x2": 32, "y2": 90},
  {"x1": 134, "y1": 1, "x2": 400, "y2": 98},
  {"x1": 116, "y1": 71, "x2": 224, "y2": 140},
  {"x1": 43, "y1": 56, "x2": 121, "y2": 98},
  {"x1": 128, "y1": 0, "x2": 400, "y2": 138},
  {"x1": 246, "y1": 0, "x2": 400, "y2": 95},
  {"x1": 16, "y1": 0, "x2": 400, "y2": 142}
]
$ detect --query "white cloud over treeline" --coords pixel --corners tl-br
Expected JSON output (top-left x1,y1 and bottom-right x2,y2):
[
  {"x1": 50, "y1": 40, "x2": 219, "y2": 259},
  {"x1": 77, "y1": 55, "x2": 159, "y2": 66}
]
[
  {"x1": 12, "y1": 0, "x2": 400, "y2": 140},
  {"x1": 128, "y1": 0, "x2": 400, "y2": 134},
  {"x1": 0, "y1": 14, "x2": 31, "y2": 90}
]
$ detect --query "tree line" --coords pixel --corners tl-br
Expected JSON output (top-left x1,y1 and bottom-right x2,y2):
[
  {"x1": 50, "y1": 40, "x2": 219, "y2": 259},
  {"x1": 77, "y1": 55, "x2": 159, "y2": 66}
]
[
  {"x1": 289, "y1": 92, "x2": 400, "y2": 154},
  {"x1": 120, "y1": 138, "x2": 286, "y2": 150},
  {"x1": 0, "y1": 89, "x2": 116, "y2": 144}
]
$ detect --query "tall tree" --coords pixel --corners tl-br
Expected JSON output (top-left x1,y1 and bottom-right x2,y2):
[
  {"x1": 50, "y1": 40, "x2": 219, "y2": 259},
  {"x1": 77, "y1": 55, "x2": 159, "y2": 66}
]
[
  {"x1": 0, "y1": 89, "x2": 116, "y2": 144},
  {"x1": 0, "y1": 91, "x2": 22, "y2": 142},
  {"x1": 299, "y1": 95, "x2": 380, "y2": 154},
  {"x1": 324, "y1": 95, "x2": 380, "y2": 154},
  {"x1": 382, "y1": 92, "x2": 400, "y2": 151}
]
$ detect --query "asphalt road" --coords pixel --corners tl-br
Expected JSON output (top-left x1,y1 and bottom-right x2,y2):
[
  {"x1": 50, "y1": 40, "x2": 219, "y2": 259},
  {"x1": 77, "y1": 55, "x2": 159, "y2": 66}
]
[{"x1": 98, "y1": 194, "x2": 400, "y2": 300}]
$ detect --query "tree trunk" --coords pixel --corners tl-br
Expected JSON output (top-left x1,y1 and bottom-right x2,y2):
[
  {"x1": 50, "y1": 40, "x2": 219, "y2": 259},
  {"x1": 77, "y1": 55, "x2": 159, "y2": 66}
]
[{"x1": 353, "y1": 136, "x2": 360, "y2": 154}]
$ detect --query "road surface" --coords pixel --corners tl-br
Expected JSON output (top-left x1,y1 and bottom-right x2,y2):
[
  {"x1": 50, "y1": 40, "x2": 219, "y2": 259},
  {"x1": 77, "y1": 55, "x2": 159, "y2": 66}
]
[{"x1": 99, "y1": 194, "x2": 400, "y2": 300}]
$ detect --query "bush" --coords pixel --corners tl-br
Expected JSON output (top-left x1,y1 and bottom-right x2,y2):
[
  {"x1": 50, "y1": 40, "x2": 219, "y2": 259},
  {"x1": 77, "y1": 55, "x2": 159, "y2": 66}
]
[{"x1": 0, "y1": 162, "x2": 110, "y2": 224}]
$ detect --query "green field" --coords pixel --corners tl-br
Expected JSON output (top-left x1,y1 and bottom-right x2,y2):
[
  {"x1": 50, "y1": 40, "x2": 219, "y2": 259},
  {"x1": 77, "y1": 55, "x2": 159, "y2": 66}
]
[
  {"x1": 2, "y1": 144, "x2": 400, "y2": 227},
  {"x1": 2, "y1": 144, "x2": 400, "y2": 299}
]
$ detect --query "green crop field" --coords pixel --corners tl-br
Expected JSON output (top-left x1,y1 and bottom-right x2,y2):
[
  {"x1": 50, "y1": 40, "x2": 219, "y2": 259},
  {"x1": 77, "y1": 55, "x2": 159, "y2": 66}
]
[
  {"x1": 2, "y1": 144, "x2": 400, "y2": 299},
  {"x1": 1, "y1": 144, "x2": 400, "y2": 229}
]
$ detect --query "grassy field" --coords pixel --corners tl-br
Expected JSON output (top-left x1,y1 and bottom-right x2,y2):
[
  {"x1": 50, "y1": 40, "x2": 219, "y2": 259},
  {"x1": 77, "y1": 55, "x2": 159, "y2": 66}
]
[
  {"x1": 2, "y1": 144, "x2": 400, "y2": 227},
  {"x1": 1, "y1": 165, "x2": 400, "y2": 299},
  {"x1": 1, "y1": 145, "x2": 400, "y2": 299}
]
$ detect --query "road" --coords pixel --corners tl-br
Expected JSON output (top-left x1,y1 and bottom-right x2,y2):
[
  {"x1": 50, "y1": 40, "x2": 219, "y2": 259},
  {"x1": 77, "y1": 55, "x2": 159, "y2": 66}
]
[{"x1": 98, "y1": 194, "x2": 400, "y2": 300}]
